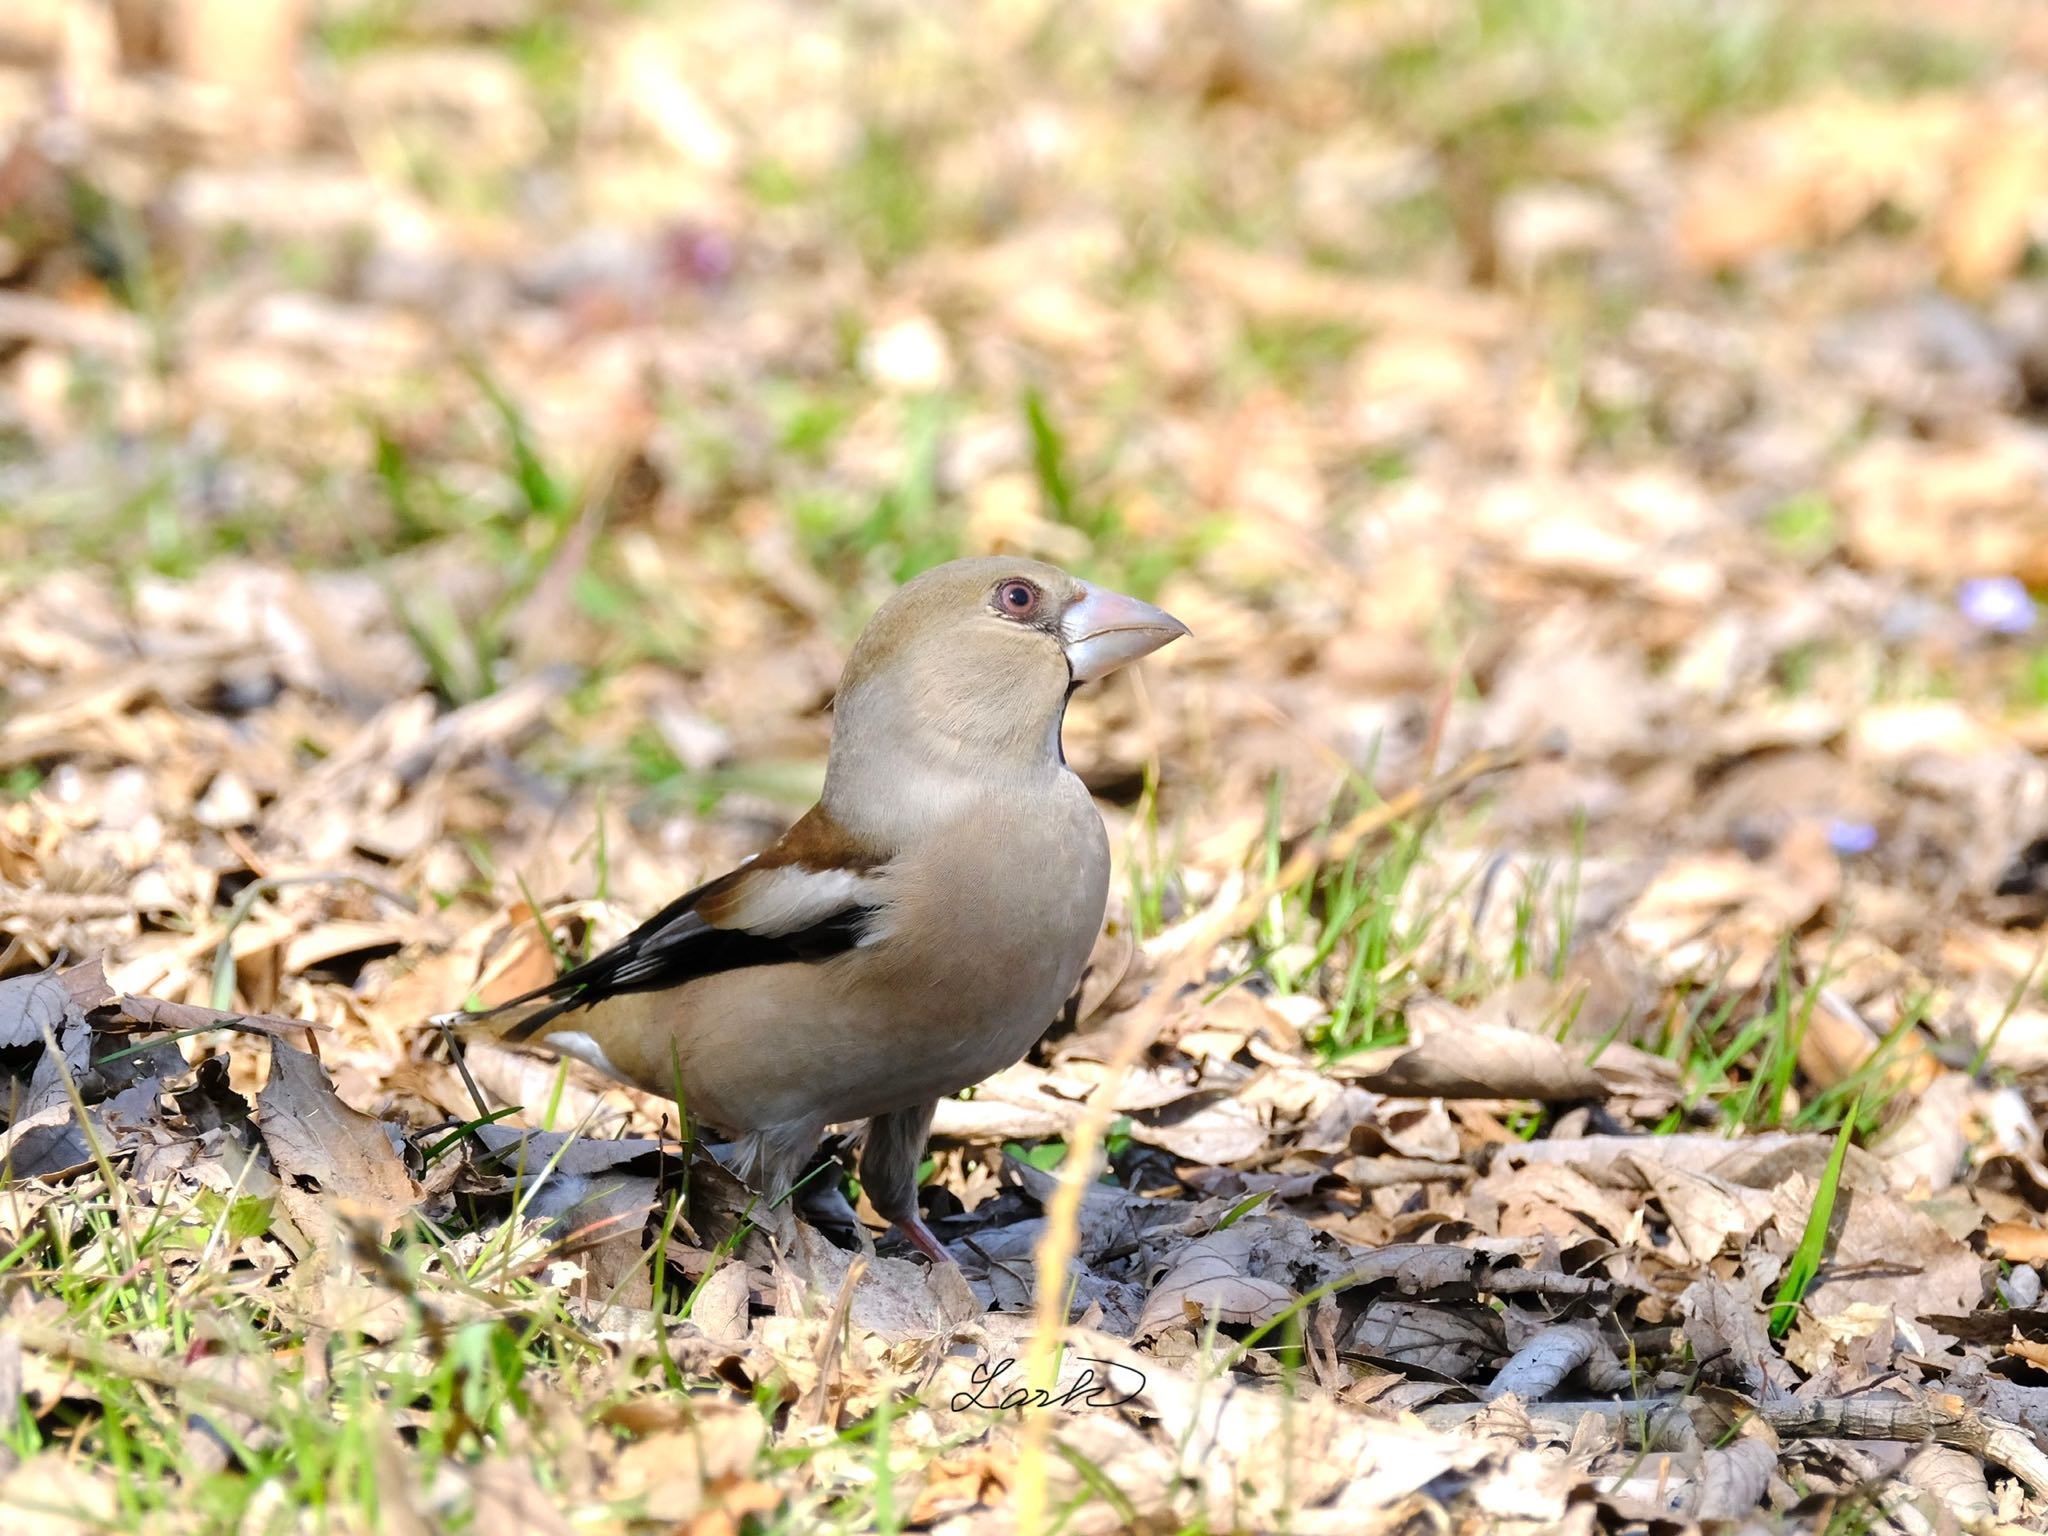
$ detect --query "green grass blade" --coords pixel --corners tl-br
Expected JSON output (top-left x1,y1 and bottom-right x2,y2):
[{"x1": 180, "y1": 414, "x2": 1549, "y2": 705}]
[{"x1": 1769, "y1": 1099, "x2": 1857, "y2": 1337}]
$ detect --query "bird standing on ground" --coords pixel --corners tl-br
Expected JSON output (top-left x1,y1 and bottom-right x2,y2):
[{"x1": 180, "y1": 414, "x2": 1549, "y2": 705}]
[{"x1": 450, "y1": 557, "x2": 1187, "y2": 1262}]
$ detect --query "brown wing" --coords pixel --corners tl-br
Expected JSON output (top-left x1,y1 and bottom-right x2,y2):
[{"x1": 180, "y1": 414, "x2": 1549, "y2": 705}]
[{"x1": 469, "y1": 805, "x2": 888, "y2": 1042}]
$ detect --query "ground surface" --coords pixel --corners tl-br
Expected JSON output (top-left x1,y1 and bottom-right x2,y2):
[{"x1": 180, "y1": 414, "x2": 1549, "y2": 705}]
[{"x1": 7, "y1": 1, "x2": 2048, "y2": 1531}]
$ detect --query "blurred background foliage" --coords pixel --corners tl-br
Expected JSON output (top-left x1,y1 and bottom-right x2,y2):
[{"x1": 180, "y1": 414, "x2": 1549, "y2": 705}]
[{"x1": 3, "y1": 0, "x2": 2048, "y2": 819}]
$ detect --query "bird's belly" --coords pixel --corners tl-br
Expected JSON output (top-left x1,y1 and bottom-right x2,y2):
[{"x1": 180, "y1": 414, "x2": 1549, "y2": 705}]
[
  {"x1": 767, "y1": 941, "x2": 1084, "y2": 1125},
  {"x1": 839, "y1": 985, "x2": 1063, "y2": 1120},
  {"x1": 632, "y1": 784, "x2": 1110, "y2": 1133}
]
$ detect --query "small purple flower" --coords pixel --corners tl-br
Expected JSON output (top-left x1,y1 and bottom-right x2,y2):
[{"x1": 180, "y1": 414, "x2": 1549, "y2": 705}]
[
  {"x1": 1826, "y1": 819, "x2": 1879, "y2": 857},
  {"x1": 662, "y1": 225, "x2": 737, "y2": 289},
  {"x1": 1959, "y1": 576, "x2": 2038, "y2": 636}
]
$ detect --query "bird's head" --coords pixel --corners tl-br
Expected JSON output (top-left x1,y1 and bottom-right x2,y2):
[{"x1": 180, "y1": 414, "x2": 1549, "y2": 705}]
[{"x1": 825, "y1": 557, "x2": 1188, "y2": 808}]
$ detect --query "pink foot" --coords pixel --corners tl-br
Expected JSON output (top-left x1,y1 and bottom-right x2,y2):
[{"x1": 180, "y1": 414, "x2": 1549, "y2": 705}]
[{"x1": 894, "y1": 1211, "x2": 957, "y2": 1266}]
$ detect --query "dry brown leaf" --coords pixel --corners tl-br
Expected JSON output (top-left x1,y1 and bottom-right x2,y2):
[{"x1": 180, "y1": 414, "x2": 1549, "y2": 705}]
[
  {"x1": 1622, "y1": 821, "x2": 1840, "y2": 980},
  {"x1": 1676, "y1": 94, "x2": 1971, "y2": 270},
  {"x1": 1986, "y1": 1222, "x2": 2048, "y2": 1265},
  {"x1": 255, "y1": 1041, "x2": 419, "y2": 1244},
  {"x1": 1500, "y1": 1130, "x2": 1887, "y2": 1195},
  {"x1": 1483, "y1": 1321, "x2": 1599, "y2": 1403},
  {"x1": 1690, "y1": 1433, "x2": 1776, "y2": 1520},
  {"x1": 1347, "y1": 1298, "x2": 1500, "y2": 1378},
  {"x1": 466, "y1": 1456, "x2": 574, "y2": 1536},
  {"x1": 102, "y1": 993, "x2": 325, "y2": 1045},
  {"x1": 0, "y1": 968, "x2": 80, "y2": 1049},
  {"x1": 1680, "y1": 1275, "x2": 1798, "y2": 1400},
  {"x1": 1940, "y1": 106, "x2": 2048, "y2": 295},
  {"x1": 1129, "y1": 1094, "x2": 1270, "y2": 1165},
  {"x1": 0, "y1": 1453, "x2": 122, "y2": 1535},
  {"x1": 1838, "y1": 434, "x2": 2048, "y2": 587},
  {"x1": 690, "y1": 1259, "x2": 752, "y2": 1344},
  {"x1": 1900, "y1": 1444, "x2": 1996, "y2": 1527},
  {"x1": 1774, "y1": 1180, "x2": 1988, "y2": 1330},
  {"x1": 907, "y1": 1449, "x2": 1010, "y2": 1526},
  {"x1": 1631, "y1": 1160, "x2": 1776, "y2": 1266},
  {"x1": 605, "y1": 1399, "x2": 767, "y2": 1526},
  {"x1": 1472, "y1": 1162, "x2": 1636, "y2": 1246}
]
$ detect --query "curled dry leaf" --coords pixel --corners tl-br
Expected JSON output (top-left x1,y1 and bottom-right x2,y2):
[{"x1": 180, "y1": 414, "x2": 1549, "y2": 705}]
[
  {"x1": 1337, "y1": 1020, "x2": 1604, "y2": 1101},
  {"x1": 1483, "y1": 1321, "x2": 1599, "y2": 1403},
  {"x1": 1901, "y1": 1444, "x2": 1995, "y2": 1526},
  {"x1": 465, "y1": 1456, "x2": 575, "y2": 1536},
  {"x1": 0, "y1": 968, "x2": 76, "y2": 1049},
  {"x1": 1688, "y1": 1434, "x2": 1776, "y2": 1520},
  {"x1": 689, "y1": 1259, "x2": 753, "y2": 1344},
  {"x1": 1471, "y1": 1162, "x2": 1638, "y2": 1247},
  {"x1": 1037, "y1": 1328, "x2": 1561, "y2": 1532},
  {"x1": 1347, "y1": 1299, "x2": 1501, "y2": 1378},
  {"x1": 1128, "y1": 1092, "x2": 1270, "y2": 1165},
  {"x1": 98, "y1": 993, "x2": 326, "y2": 1045},
  {"x1": 1499, "y1": 1130, "x2": 1887, "y2": 1194},
  {"x1": 255, "y1": 1041, "x2": 419, "y2": 1245},
  {"x1": 1679, "y1": 1275, "x2": 1798, "y2": 1400},
  {"x1": 1631, "y1": 1159, "x2": 1777, "y2": 1265},
  {"x1": 1134, "y1": 1226, "x2": 1297, "y2": 1341}
]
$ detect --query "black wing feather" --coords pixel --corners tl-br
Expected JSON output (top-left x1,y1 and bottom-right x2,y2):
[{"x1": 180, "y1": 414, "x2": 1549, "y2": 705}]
[{"x1": 487, "y1": 871, "x2": 873, "y2": 1042}]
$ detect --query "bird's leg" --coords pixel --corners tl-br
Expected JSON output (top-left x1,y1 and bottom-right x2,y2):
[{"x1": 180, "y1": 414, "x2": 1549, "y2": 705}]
[
  {"x1": 793, "y1": 1140, "x2": 876, "y2": 1259},
  {"x1": 724, "y1": 1116, "x2": 826, "y2": 1258},
  {"x1": 860, "y1": 1100, "x2": 953, "y2": 1265}
]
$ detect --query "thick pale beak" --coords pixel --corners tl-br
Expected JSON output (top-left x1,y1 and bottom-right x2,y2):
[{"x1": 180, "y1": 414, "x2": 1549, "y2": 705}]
[{"x1": 1061, "y1": 584, "x2": 1189, "y2": 683}]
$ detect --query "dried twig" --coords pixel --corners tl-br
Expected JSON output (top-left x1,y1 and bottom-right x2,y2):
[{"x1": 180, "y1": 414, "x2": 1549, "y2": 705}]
[
  {"x1": 1421, "y1": 1392, "x2": 2048, "y2": 1497},
  {"x1": 798, "y1": 1255, "x2": 867, "y2": 1431},
  {"x1": 9, "y1": 1319, "x2": 282, "y2": 1425}
]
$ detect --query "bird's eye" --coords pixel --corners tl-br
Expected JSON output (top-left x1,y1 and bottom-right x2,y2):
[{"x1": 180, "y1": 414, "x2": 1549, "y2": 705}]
[{"x1": 996, "y1": 580, "x2": 1041, "y2": 620}]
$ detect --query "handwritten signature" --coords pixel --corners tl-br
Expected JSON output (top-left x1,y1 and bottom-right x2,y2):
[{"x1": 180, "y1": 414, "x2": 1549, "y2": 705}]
[{"x1": 950, "y1": 1355, "x2": 1147, "y2": 1412}]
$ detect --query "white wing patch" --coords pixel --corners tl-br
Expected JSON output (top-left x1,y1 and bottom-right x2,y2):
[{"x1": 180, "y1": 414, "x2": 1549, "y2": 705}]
[
  {"x1": 545, "y1": 1029, "x2": 623, "y2": 1080},
  {"x1": 726, "y1": 864, "x2": 879, "y2": 937}
]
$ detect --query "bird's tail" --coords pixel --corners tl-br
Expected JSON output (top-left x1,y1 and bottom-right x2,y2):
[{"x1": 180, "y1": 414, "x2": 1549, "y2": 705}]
[{"x1": 428, "y1": 990, "x2": 577, "y2": 1046}]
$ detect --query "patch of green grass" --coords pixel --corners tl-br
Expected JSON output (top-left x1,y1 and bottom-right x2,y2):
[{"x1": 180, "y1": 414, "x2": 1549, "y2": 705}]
[
  {"x1": 617, "y1": 729, "x2": 824, "y2": 818},
  {"x1": 1764, "y1": 493, "x2": 1840, "y2": 563},
  {"x1": 1, "y1": 470, "x2": 271, "y2": 584},
  {"x1": 1653, "y1": 931, "x2": 1915, "y2": 1139},
  {"x1": 311, "y1": 0, "x2": 409, "y2": 63},
  {"x1": 1721, "y1": 941, "x2": 1828, "y2": 1134},
  {"x1": 1125, "y1": 759, "x2": 1181, "y2": 941},
  {"x1": 504, "y1": 15, "x2": 587, "y2": 137},
  {"x1": 1800, "y1": 993, "x2": 1927, "y2": 1137},
  {"x1": 840, "y1": 127, "x2": 938, "y2": 268},
  {"x1": 792, "y1": 394, "x2": 964, "y2": 593},
  {"x1": 1774, "y1": 641, "x2": 1823, "y2": 697},
  {"x1": 1372, "y1": 0, "x2": 1987, "y2": 148},
  {"x1": 1003, "y1": 1118, "x2": 1131, "y2": 1182},
  {"x1": 1024, "y1": 387, "x2": 1123, "y2": 550},
  {"x1": 1007, "y1": 1139, "x2": 1067, "y2": 1173},
  {"x1": 1239, "y1": 319, "x2": 1365, "y2": 391},
  {"x1": 768, "y1": 381, "x2": 862, "y2": 465},
  {"x1": 376, "y1": 369, "x2": 590, "y2": 703},
  {"x1": 2016, "y1": 647, "x2": 2048, "y2": 710},
  {"x1": 1234, "y1": 775, "x2": 1484, "y2": 1059},
  {"x1": 0, "y1": 1164, "x2": 634, "y2": 1527}
]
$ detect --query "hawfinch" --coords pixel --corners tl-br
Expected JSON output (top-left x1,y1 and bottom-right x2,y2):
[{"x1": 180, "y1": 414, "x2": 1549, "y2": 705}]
[{"x1": 455, "y1": 557, "x2": 1187, "y2": 1262}]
